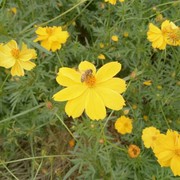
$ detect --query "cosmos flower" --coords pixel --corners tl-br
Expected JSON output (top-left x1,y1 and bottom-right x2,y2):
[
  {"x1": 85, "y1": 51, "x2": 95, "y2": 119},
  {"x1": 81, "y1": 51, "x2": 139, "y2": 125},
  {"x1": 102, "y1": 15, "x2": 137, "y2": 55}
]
[
  {"x1": 105, "y1": 0, "x2": 117, "y2": 5},
  {"x1": 115, "y1": 116, "x2": 133, "y2": 134},
  {"x1": 147, "y1": 20, "x2": 180, "y2": 50},
  {"x1": 0, "y1": 40, "x2": 37, "y2": 76},
  {"x1": 34, "y1": 26, "x2": 69, "y2": 52},
  {"x1": 142, "y1": 126, "x2": 160, "y2": 148},
  {"x1": 128, "y1": 144, "x2": 140, "y2": 158},
  {"x1": 153, "y1": 130, "x2": 180, "y2": 176},
  {"x1": 111, "y1": 35, "x2": 119, "y2": 42},
  {"x1": 98, "y1": 54, "x2": 106, "y2": 60},
  {"x1": 53, "y1": 61, "x2": 126, "y2": 120}
]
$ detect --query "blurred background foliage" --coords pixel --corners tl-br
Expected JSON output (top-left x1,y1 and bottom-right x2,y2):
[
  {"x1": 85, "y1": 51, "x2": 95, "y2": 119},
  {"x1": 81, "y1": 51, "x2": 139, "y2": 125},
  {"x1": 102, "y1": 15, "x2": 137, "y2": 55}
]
[{"x1": 0, "y1": 0, "x2": 180, "y2": 179}]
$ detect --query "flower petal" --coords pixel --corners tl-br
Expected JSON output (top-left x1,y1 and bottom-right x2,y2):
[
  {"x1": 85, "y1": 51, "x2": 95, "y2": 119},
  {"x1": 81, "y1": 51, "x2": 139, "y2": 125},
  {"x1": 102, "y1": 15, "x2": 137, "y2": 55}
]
[
  {"x1": 53, "y1": 85, "x2": 87, "y2": 101},
  {"x1": 65, "y1": 91, "x2": 87, "y2": 118},
  {"x1": 85, "y1": 89, "x2": 106, "y2": 120},
  {"x1": 20, "y1": 61, "x2": 36, "y2": 70},
  {"x1": 78, "y1": 61, "x2": 96, "y2": 73},
  {"x1": 96, "y1": 62, "x2": 121, "y2": 83},
  {"x1": 170, "y1": 155, "x2": 180, "y2": 176},
  {"x1": 56, "y1": 67, "x2": 81, "y2": 86},
  {"x1": 95, "y1": 87, "x2": 125, "y2": 110},
  {"x1": 0, "y1": 57, "x2": 15, "y2": 68},
  {"x1": 97, "y1": 78, "x2": 126, "y2": 94},
  {"x1": 11, "y1": 60, "x2": 24, "y2": 76}
]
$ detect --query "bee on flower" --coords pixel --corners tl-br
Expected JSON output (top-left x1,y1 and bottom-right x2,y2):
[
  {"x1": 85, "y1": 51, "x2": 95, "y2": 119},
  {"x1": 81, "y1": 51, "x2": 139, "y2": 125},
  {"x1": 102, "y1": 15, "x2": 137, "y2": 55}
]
[{"x1": 53, "y1": 61, "x2": 126, "y2": 120}]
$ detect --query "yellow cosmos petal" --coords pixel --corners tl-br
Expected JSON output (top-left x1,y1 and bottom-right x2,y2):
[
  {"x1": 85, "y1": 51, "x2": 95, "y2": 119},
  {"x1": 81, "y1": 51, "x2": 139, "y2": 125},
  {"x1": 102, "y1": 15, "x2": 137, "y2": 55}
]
[
  {"x1": 85, "y1": 89, "x2": 106, "y2": 120},
  {"x1": 148, "y1": 23, "x2": 161, "y2": 34},
  {"x1": 11, "y1": 60, "x2": 24, "y2": 76},
  {"x1": 170, "y1": 155, "x2": 180, "y2": 176},
  {"x1": 6, "y1": 40, "x2": 18, "y2": 50},
  {"x1": 35, "y1": 27, "x2": 47, "y2": 36},
  {"x1": 95, "y1": 87, "x2": 125, "y2": 110},
  {"x1": 78, "y1": 61, "x2": 96, "y2": 73},
  {"x1": 147, "y1": 32, "x2": 162, "y2": 41},
  {"x1": 157, "y1": 150, "x2": 174, "y2": 164},
  {"x1": 0, "y1": 57, "x2": 15, "y2": 68},
  {"x1": 41, "y1": 40, "x2": 51, "y2": 51},
  {"x1": 161, "y1": 20, "x2": 170, "y2": 30},
  {"x1": 65, "y1": 91, "x2": 87, "y2": 118},
  {"x1": 57, "y1": 67, "x2": 81, "y2": 86},
  {"x1": 96, "y1": 62, "x2": 121, "y2": 83},
  {"x1": 53, "y1": 85, "x2": 87, "y2": 101},
  {"x1": 21, "y1": 43, "x2": 37, "y2": 60},
  {"x1": 51, "y1": 42, "x2": 61, "y2": 52},
  {"x1": 98, "y1": 78, "x2": 126, "y2": 94},
  {"x1": 56, "y1": 31, "x2": 69, "y2": 43},
  {"x1": 19, "y1": 61, "x2": 36, "y2": 70}
]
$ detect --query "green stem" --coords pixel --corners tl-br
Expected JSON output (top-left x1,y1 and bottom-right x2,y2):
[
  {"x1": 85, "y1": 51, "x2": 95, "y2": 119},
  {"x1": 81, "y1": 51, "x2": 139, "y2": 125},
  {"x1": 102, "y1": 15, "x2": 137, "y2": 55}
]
[
  {"x1": 0, "y1": 73, "x2": 10, "y2": 90},
  {"x1": 160, "y1": 104, "x2": 170, "y2": 129},
  {"x1": 1, "y1": 161, "x2": 19, "y2": 180},
  {"x1": 0, "y1": 103, "x2": 45, "y2": 124},
  {"x1": 0, "y1": 154, "x2": 72, "y2": 165},
  {"x1": 100, "y1": 110, "x2": 114, "y2": 135},
  {"x1": 56, "y1": 51, "x2": 63, "y2": 67},
  {"x1": 55, "y1": 113, "x2": 76, "y2": 140}
]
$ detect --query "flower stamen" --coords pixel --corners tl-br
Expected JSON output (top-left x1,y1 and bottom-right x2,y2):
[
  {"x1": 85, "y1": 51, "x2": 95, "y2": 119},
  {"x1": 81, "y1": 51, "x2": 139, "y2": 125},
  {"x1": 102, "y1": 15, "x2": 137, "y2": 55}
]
[
  {"x1": 11, "y1": 48, "x2": 20, "y2": 59},
  {"x1": 81, "y1": 69, "x2": 96, "y2": 87}
]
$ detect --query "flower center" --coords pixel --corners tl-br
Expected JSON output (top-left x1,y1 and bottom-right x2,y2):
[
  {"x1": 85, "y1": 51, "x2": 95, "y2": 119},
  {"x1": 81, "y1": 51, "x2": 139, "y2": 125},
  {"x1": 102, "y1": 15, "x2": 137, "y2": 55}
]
[
  {"x1": 46, "y1": 27, "x2": 53, "y2": 35},
  {"x1": 81, "y1": 69, "x2": 96, "y2": 87},
  {"x1": 132, "y1": 148, "x2": 138, "y2": 155},
  {"x1": 167, "y1": 29, "x2": 180, "y2": 44},
  {"x1": 11, "y1": 48, "x2": 20, "y2": 59}
]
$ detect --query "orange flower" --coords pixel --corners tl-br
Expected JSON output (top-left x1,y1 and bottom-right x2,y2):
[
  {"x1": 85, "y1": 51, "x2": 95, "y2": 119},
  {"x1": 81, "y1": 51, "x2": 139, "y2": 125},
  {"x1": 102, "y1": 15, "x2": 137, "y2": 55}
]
[{"x1": 128, "y1": 144, "x2": 140, "y2": 158}]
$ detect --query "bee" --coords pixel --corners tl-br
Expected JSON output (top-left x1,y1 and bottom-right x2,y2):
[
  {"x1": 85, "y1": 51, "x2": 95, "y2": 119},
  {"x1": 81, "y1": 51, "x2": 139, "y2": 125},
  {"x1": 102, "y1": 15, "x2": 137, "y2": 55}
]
[{"x1": 81, "y1": 69, "x2": 93, "y2": 82}]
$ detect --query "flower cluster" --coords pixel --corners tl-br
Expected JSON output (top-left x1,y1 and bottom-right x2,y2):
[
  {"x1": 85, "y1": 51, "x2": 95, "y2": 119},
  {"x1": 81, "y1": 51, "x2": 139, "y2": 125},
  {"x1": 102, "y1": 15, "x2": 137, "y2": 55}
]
[
  {"x1": 0, "y1": 26, "x2": 69, "y2": 76},
  {"x1": 142, "y1": 127, "x2": 180, "y2": 176},
  {"x1": 147, "y1": 20, "x2": 180, "y2": 50}
]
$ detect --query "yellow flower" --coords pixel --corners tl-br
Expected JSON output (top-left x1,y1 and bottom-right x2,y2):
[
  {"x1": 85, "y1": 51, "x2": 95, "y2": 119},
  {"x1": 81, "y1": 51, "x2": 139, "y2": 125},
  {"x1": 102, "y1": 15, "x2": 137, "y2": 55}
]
[
  {"x1": 143, "y1": 115, "x2": 148, "y2": 121},
  {"x1": 119, "y1": 0, "x2": 125, "y2": 2},
  {"x1": 128, "y1": 144, "x2": 140, "y2": 158},
  {"x1": 123, "y1": 32, "x2": 129, "y2": 37},
  {"x1": 163, "y1": 21, "x2": 180, "y2": 46},
  {"x1": 153, "y1": 130, "x2": 180, "y2": 176},
  {"x1": 147, "y1": 20, "x2": 180, "y2": 49},
  {"x1": 53, "y1": 61, "x2": 126, "y2": 120},
  {"x1": 105, "y1": 0, "x2": 116, "y2": 5},
  {"x1": 10, "y1": 7, "x2": 17, "y2": 14},
  {"x1": 99, "y1": 43, "x2": 105, "y2": 48},
  {"x1": 142, "y1": 127, "x2": 160, "y2": 148},
  {"x1": 111, "y1": 35, "x2": 119, "y2": 42},
  {"x1": 115, "y1": 116, "x2": 132, "y2": 134},
  {"x1": 0, "y1": 40, "x2": 37, "y2": 76},
  {"x1": 147, "y1": 22, "x2": 167, "y2": 50},
  {"x1": 34, "y1": 26, "x2": 69, "y2": 52},
  {"x1": 98, "y1": 54, "x2": 105, "y2": 60},
  {"x1": 157, "y1": 85, "x2": 162, "y2": 90},
  {"x1": 143, "y1": 80, "x2": 152, "y2": 86}
]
